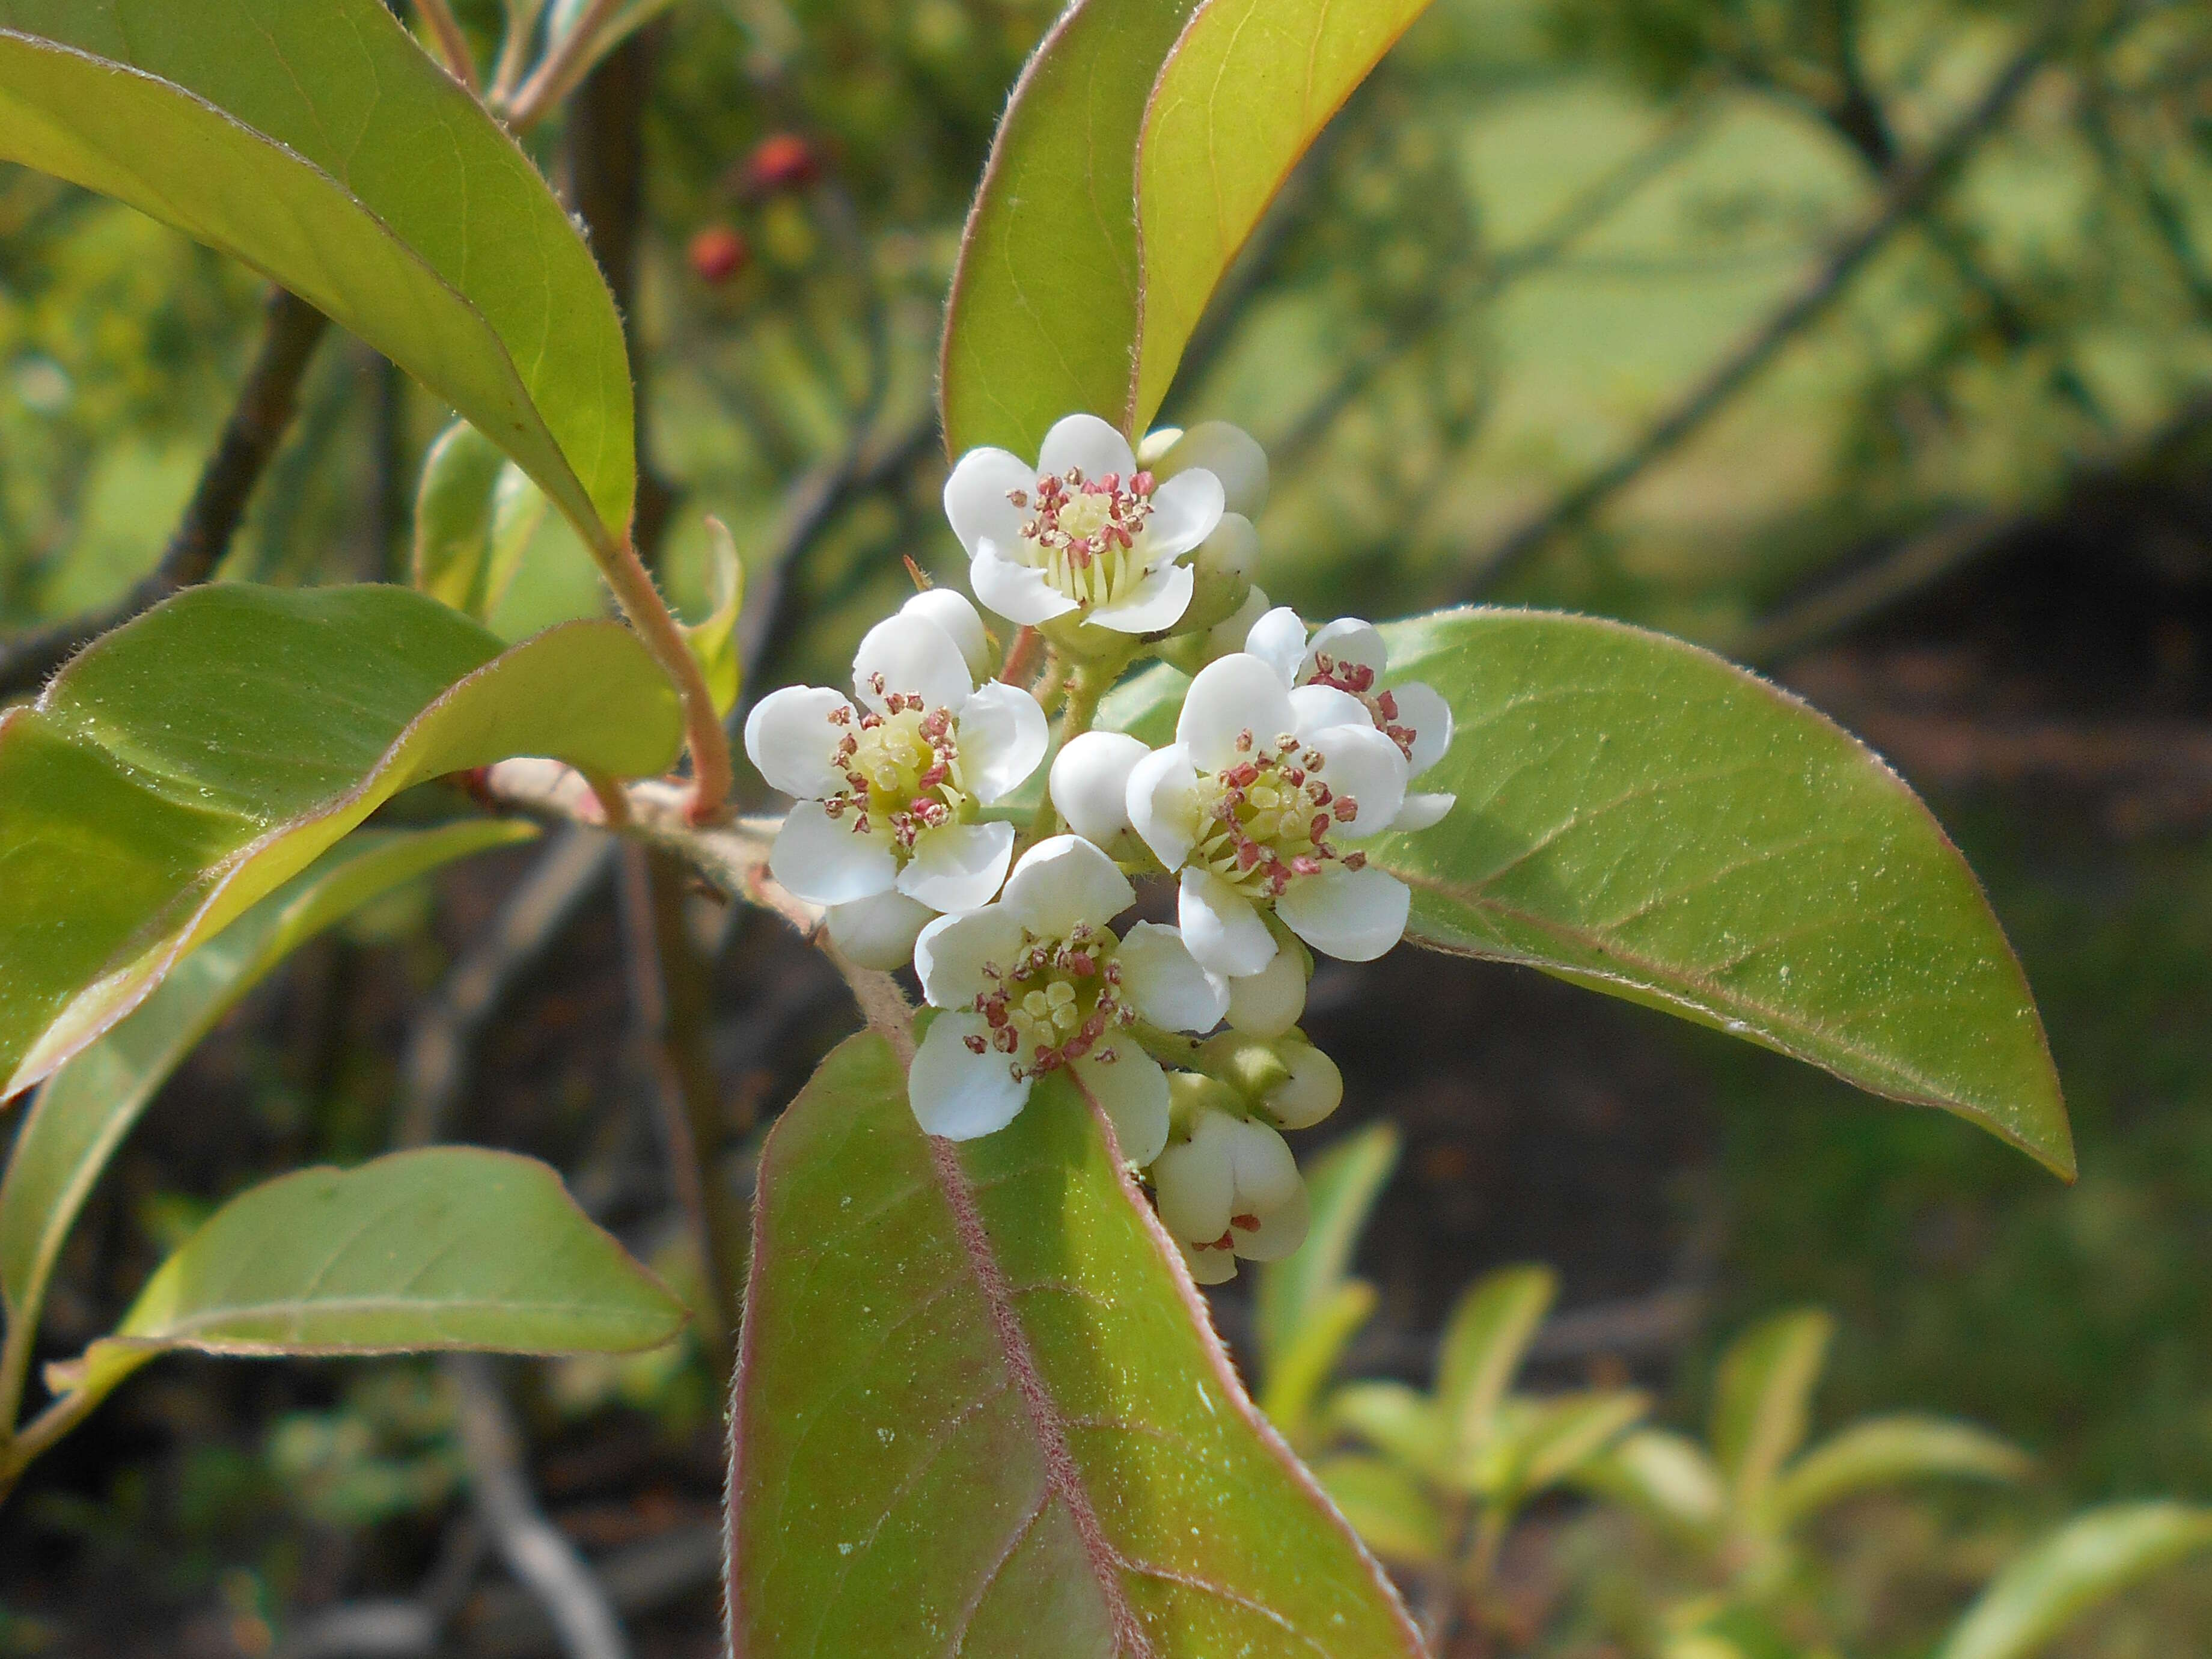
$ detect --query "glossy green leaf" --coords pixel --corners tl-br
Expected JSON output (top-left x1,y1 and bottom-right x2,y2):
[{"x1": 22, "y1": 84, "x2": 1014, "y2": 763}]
[
  {"x1": 682, "y1": 517, "x2": 745, "y2": 719},
  {"x1": 0, "y1": 822, "x2": 534, "y2": 1357},
  {"x1": 1575, "y1": 1428, "x2": 1728, "y2": 1539},
  {"x1": 1769, "y1": 1415, "x2": 2030, "y2": 1529},
  {"x1": 729, "y1": 1032, "x2": 1422, "y2": 1657},
  {"x1": 1313, "y1": 1455, "x2": 1447, "y2": 1570},
  {"x1": 0, "y1": 0, "x2": 634, "y2": 542},
  {"x1": 1438, "y1": 1265, "x2": 1556, "y2": 1457},
  {"x1": 1129, "y1": 0, "x2": 1435, "y2": 430},
  {"x1": 49, "y1": 1148, "x2": 686, "y2": 1413},
  {"x1": 1254, "y1": 1121, "x2": 1397, "y2": 1376},
  {"x1": 1711, "y1": 1310, "x2": 1832, "y2": 1516},
  {"x1": 413, "y1": 420, "x2": 549, "y2": 622},
  {"x1": 1936, "y1": 1503, "x2": 2212, "y2": 1659},
  {"x1": 938, "y1": 0, "x2": 1202, "y2": 460},
  {"x1": 1330, "y1": 1381, "x2": 1450, "y2": 1480},
  {"x1": 0, "y1": 583, "x2": 682, "y2": 1098}
]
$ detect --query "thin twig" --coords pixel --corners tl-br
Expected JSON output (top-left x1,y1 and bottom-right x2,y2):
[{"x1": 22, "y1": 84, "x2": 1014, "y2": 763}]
[
  {"x1": 0, "y1": 289, "x2": 329, "y2": 696},
  {"x1": 411, "y1": 0, "x2": 480, "y2": 90},
  {"x1": 505, "y1": 0, "x2": 626, "y2": 127},
  {"x1": 445, "y1": 1354, "x2": 631, "y2": 1659},
  {"x1": 1456, "y1": 17, "x2": 2067, "y2": 597}
]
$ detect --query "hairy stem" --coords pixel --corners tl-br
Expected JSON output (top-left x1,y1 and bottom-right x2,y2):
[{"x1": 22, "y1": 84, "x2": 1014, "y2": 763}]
[
  {"x1": 594, "y1": 532, "x2": 735, "y2": 819},
  {"x1": 506, "y1": 0, "x2": 626, "y2": 127}
]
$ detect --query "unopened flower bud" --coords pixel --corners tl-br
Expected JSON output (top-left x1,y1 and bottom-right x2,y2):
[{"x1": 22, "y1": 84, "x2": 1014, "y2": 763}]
[
  {"x1": 1226, "y1": 945, "x2": 1307, "y2": 1037},
  {"x1": 1171, "y1": 512, "x2": 1258, "y2": 638},
  {"x1": 1198, "y1": 1031, "x2": 1294, "y2": 1102},
  {"x1": 1154, "y1": 421, "x2": 1269, "y2": 518},
  {"x1": 1049, "y1": 730, "x2": 1148, "y2": 846},
  {"x1": 1166, "y1": 1069, "x2": 1241, "y2": 1132},
  {"x1": 1260, "y1": 1040, "x2": 1342, "y2": 1129}
]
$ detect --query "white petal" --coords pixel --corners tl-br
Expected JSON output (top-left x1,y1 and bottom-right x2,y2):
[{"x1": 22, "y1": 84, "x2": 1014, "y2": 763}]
[
  {"x1": 1392, "y1": 680, "x2": 1453, "y2": 777},
  {"x1": 1135, "y1": 426, "x2": 1182, "y2": 466},
  {"x1": 1152, "y1": 1110, "x2": 1237, "y2": 1242},
  {"x1": 1038, "y1": 412, "x2": 1137, "y2": 483},
  {"x1": 1127, "y1": 745, "x2": 1203, "y2": 869},
  {"x1": 1001, "y1": 834, "x2": 1134, "y2": 938},
  {"x1": 1243, "y1": 605, "x2": 1308, "y2": 684},
  {"x1": 914, "y1": 904, "x2": 1028, "y2": 1009},
  {"x1": 1233, "y1": 1182, "x2": 1309, "y2": 1262},
  {"x1": 956, "y1": 682, "x2": 1049, "y2": 804},
  {"x1": 1116, "y1": 921, "x2": 1228, "y2": 1033},
  {"x1": 1276, "y1": 865, "x2": 1410, "y2": 962},
  {"x1": 1178, "y1": 652, "x2": 1297, "y2": 771},
  {"x1": 742, "y1": 685, "x2": 853, "y2": 799},
  {"x1": 897, "y1": 820, "x2": 1016, "y2": 914},
  {"x1": 1302, "y1": 617, "x2": 1387, "y2": 683},
  {"x1": 1392, "y1": 791, "x2": 1456, "y2": 833},
  {"x1": 1262, "y1": 1042, "x2": 1342, "y2": 1130},
  {"x1": 943, "y1": 447, "x2": 1035, "y2": 560},
  {"x1": 1087, "y1": 560, "x2": 1194, "y2": 635},
  {"x1": 770, "y1": 801, "x2": 896, "y2": 905},
  {"x1": 1139, "y1": 467, "x2": 1224, "y2": 563},
  {"x1": 824, "y1": 890, "x2": 935, "y2": 972},
  {"x1": 1226, "y1": 1116, "x2": 1301, "y2": 1214},
  {"x1": 909, "y1": 1012, "x2": 1030, "y2": 1140},
  {"x1": 1074, "y1": 1049, "x2": 1170, "y2": 1168},
  {"x1": 1181, "y1": 1240, "x2": 1239, "y2": 1285},
  {"x1": 1205, "y1": 585, "x2": 1271, "y2": 665},
  {"x1": 1225, "y1": 947, "x2": 1306, "y2": 1038},
  {"x1": 852, "y1": 611, "x2": 975, "y2": 715},
  {"x1": 970, "y1": 546, "x2": 1077, "y2": 626},
  {"x1": 1289, "y1": 683, "x2": 1373, "y2": 739},
  {"x1": 1049, "y1": 730, "x2": 1147, "y2": 845},
  {"x1": 902, "y1": 588, "x2": 992, "y2": 679},
  {"x1": 1179, "y1": 868, "x2": 1279, "y2": 977},
  {"x1": 1306, "y1": 723, "x2": 1407, "y2": 839},
  {"x1": 1162, "y1": 421, "x2": 1268, "y2": 518}
]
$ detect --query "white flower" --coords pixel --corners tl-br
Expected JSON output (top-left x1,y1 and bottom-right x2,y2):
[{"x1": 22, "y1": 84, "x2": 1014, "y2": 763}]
[
  {"x1": 944, "y1": 413, "x2": 1225, "y2": 636},
  {"x1": 1152, "y1": 1105, "x2": 1309, "y2": 1285},
  {"x1": 907, "y1": 836, "x2": 1227, "y2": 1157},
  {"x1": 743, "y1": 596, "x2": 1046, "y2": 939},
  {"x1": 1246, "y1": 607, "x2": 1456, "y2": 831},
  {"x1": 1126, "y1": 651, "x2": 1413, "y2": 978}
]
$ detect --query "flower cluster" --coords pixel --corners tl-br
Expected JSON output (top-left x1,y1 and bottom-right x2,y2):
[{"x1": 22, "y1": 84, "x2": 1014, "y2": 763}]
[{"x1": 743, "y1": 415, "x2": 1453, "y2": 1282}]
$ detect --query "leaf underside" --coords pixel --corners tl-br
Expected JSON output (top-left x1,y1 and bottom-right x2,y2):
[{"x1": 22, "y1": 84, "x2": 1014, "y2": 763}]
[
  {"x1": 0, "y1": 584, "x2": 682, "y2": 1099},
  {"x1": 729, "y1": 1033, "x2": 1422, "y2": 1658}
]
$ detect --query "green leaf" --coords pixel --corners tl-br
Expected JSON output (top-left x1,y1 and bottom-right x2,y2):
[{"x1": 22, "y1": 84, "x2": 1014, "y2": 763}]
[
  {"x1": 1768, "y1": 1415, "x2": 2031, "y2": 1530},
  {"x1": 729, "y1": 1033, "x2": 1422, "y2": 1656},
  {"x1": 0, "y1": 583, "x2": 682, "y2": 1098},
  {"x1": 1575, "y1": 1428, "x2": 1728, "y2": 1540},
  {"x1": 1100, "y1": 611, "x2": 2071, "y2": 1175},
  {"x1": 681, "y1": 516, "x2": 745, "y2": 720},
  {"x1": 1936, "y1": 1503, "x2": 2212, "y2": 1659},
  {"x1": 0, "y1": 0, "x2": 634, "y2": 543},
  {"x1": 1330, "y1": 1381, "x2": 1450, "y2": 1479},
  {"x1": 413, "y1": 420, "x2": 549, "y2": 622},
  {"x1": 49, "y1": 1147, "x2": 686, "y2": 1413},
  {"x1": 1259, "y1": 1281, "x2": 1376, "y2": 1454},
  {"x1": 1129, "y1": 0, "x2": 1435, "y2": 430},
  {"x1": 1313, "y1": 1455, "x2": 1447, "y2": 1569},
  {"x1": 0, "y1": 823, "x2": 534, "y2": 1358},
  {"x1": 1710, "y1": 1309, "x2": 1833, "y2": 1517},
  {"x1": 1492, "y1": 1390, "x2": 1648, "y2": 1502},
  {"x1": 1437, "y1": 1265, "x2": 1556, "y2": 1459},
  {"x1": 1254, "y1": 1120, "x2": 1396, "y2": 1378},
  {"x1": 938, "y1": 0, "x2": 1202, "y2": 460}
]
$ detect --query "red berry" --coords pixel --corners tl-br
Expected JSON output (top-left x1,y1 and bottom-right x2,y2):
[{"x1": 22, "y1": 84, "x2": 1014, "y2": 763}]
[
  {"x1": 689, "y1": 224, "x2": 749, "y2": 284},
  {"x1": 743, "y1": 132, "x2": 820, "y2": 197}
]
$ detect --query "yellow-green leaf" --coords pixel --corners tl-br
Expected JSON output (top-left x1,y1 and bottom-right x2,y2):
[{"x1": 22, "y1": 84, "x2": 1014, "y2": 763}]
[
  {"x1": 1937, "y1": 1503, "x2": 2212, "y2": 1659},
  {"x1": 1711, "y1": 1309, "x2": 1833, "y2": 1518}
]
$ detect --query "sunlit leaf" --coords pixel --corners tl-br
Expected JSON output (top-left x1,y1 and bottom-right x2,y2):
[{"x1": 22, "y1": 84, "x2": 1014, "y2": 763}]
[
  {"x1": 1711, "y1": 1309, "x2": 1832, "y2": 1517},
  {"x1": 0, "y1": 823, "x2": 535, "y2": 1362},
  {"x1": 49, "y1": 1148, "x2": 686, "y2": 1413},
  {"x1": 1330, "y1": 1381, "x2": 1450, "y2": 1480},
  {"x1": 1936, "y1": 1503, "x2": 2212, "y2": 1659},
  {"x1": 729, "y1": 1033, "x2": 1422, "y2": 1655},
  {"x1": 0, "y1": 0, "x2": 634, "y2": 542},
  {"x1": 1575, "y1": 1428, "x2": 1728, "y2": 1539},
  {"x1": 1438, "y1": 1265, "x2": 1556, "y2": 1458},
  {"x1": 1259, "y1": 1281, "x2": 1376, "y2": 1454},
  {"x1": 0, "y1": 584, "x2": 682, "y2": 1098},
  {"x1": 938, "y1": 0, "x2": 1202, "y2": 460},
  {"x1": 1313, "y1": 1455, "x2": 1447, "y2": 1569},
  {"x1": 1769, "y1": 1414, "x2": 2030, "y2": 1529},
  {"x1": 1496, "y1": 1390, "x2": 1648, "y2": 1501},
  {"x1": 413, "y1": 420, "x2": 549, "y2": 622},
  {"x1": 1129, "y1": 0, "x2": 1436, "y2": 429}
]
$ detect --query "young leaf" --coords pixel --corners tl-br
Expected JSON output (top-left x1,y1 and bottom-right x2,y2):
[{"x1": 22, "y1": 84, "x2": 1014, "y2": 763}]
[
  {"x1": 414, "y1": 421, "x2": 549, "y2": 622},
  {"x1": 728, "y1": 1033, "x2": 1423, "y2": 1657},
  {"x1": 1710, "y1": 1309, "x2": 1833, "y2": 1518},
  {"x1": 1254, "y1": 1120, "x2": 1398, "y2": 1378},
  {"x1": 0, "y1": 0, "x2": 634, "y2": 542},
  {"x1": 1259, "y1": 1280, "x2": 1376, "y2": 1453},
  {"x1": 1437, "y1": 1265, "x2": 1556, "y2": 1460},
  {"x1": 938, "y1": 0, "x2": 1203, "y2": 460},
  {"x1": 1768, "y1": 1415, "x2": 2031, "y2": 1530},
  {"x1": 0, "y1": 584, "x2": 682, "y2": 1098},
  {"x1": 1129, "y1": 0, "x2": 1436, "y2": 430},
  {"x1": 1313, "y1": 1455, "x2": 1448, "y2": 1570},
  {"x1": 47, "y1": 1148, "x2": 686, "y2": 1416},
  {"x1": 1935, "y1": 1503, "x2": 2212, "y2": 1659},
  {"x1": 1486, "y1": 1391, "x2": 1649, "y2": 1505},
  {"x1": 1574, "y1": 1428, "x2": 1728, "y2": 1540},
  {"x1": 682, "y1": 516, "x2": 746, "y2": 719},
  {"x1": 1330, "y1": 1381, "x2": 1451, "y2": 1480},
  {"x1": 0, "y1": 822, "x2": 535, "y2": 1365}
]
